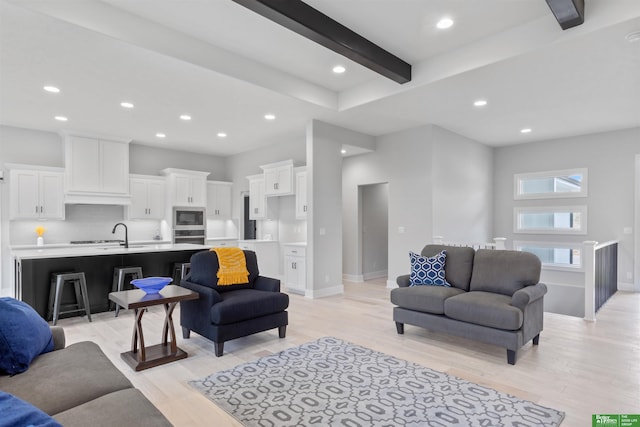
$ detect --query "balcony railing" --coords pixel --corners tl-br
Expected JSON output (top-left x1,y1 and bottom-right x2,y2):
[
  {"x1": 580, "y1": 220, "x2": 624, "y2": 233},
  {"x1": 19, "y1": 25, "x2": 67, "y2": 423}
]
[{"x1": 583, "y1": 240, "x2": 618, "y2": 322}]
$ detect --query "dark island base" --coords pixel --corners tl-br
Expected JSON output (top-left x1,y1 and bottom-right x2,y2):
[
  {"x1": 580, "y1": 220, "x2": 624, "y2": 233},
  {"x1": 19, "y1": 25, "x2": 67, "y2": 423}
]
[{"x1": 18, "y1": 249, "x2": 204, "y2": 320}]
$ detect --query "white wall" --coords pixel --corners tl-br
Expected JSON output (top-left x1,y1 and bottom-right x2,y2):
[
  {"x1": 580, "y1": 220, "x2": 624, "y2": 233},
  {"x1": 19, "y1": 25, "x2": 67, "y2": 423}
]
[
  {"x1": 129, "y1": 143, "x2": 228, "y2": 180},
  {"x1": 361, "y1": 183, "x2": 388, "y2": 280},
  {"x1": 493, "y1": 127, "x2": 640, "y2": 316}
]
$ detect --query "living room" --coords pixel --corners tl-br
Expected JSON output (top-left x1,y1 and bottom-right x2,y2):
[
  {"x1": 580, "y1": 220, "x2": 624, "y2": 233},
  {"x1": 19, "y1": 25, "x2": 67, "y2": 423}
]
[{"x1": 1, "y1": 1, "x2": 639, "y2": 426}]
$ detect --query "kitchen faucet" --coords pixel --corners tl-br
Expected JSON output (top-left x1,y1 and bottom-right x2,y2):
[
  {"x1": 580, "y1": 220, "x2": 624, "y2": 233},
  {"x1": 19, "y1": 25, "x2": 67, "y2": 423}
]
[{"x1": 112, "y1": 223, "x2": 128, "y2": 248}]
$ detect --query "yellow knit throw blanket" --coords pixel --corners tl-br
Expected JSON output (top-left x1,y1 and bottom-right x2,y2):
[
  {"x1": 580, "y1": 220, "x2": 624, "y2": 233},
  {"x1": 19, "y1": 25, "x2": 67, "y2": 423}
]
[{"x1": 210, "y1": 247, "x2": 249, "y2": 285}]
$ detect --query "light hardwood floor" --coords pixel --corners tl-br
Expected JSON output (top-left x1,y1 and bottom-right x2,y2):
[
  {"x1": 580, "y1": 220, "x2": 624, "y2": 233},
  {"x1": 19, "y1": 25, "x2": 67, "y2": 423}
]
[{"x1": 60, "y1": 279, "x2": 640, "y2": 426}]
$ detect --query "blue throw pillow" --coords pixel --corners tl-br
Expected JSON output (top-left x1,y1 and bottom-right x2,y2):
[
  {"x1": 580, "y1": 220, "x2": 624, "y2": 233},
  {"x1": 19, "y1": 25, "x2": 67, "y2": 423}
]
[
  {"x1": 0, "y1": 391, "x2": 62, "y2": 427},
  {"x1": 0, "y1": 297, "x2": 54, "y2": 375},
  {"x1": 409, "y1": 251, "x2": 451, "y2": 287}
]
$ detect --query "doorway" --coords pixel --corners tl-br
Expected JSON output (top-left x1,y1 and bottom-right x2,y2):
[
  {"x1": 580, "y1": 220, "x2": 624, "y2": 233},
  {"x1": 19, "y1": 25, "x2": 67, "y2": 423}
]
[
  {"x1": 360, "y1": 183, "x2": 389, "y2": 281},
  {"x1": 635, "y1": 154, "x2": 640, "y2": 291}
]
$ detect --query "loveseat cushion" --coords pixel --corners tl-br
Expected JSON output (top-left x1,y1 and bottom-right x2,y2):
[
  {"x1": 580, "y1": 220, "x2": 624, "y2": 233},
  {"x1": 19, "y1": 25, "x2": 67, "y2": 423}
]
[
  {"x1": 409, "y1": 251, "x2": 450, "y2": 286},
  {"x1": 469, "y1": 249, "x2": 541, "y2": 296},
  {"x1": 390, "y1": 286, "x2": 465, "y2": 315},
  {"x1": 0, "y1": 341, "x2": 133, "y2": 416},
  {"x1": 211, "y1": 289, "x2": 289, "y2": 325},
  {"x1": 421, "y1": 245, "x2": 475, "y2": 291},
  {"x1": 189, "y1": 250, "x2": 259, "y2": 291},
  {"x1": 444, "y1": 291, "x2": 523, "y2": 331},
  {"x1": 53, "y1": 389, "x2": 172, "y2": 427}
]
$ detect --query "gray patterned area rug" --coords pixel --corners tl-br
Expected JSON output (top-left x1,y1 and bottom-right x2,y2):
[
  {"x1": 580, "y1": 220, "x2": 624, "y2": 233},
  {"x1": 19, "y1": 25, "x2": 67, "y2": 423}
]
[{"x1": 190, "y1": 337, "x2": 564, "y2": 426}]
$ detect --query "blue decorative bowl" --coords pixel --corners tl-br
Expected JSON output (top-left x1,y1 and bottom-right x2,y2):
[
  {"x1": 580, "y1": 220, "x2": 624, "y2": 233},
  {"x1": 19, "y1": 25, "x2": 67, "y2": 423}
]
[{"x1": 131, "y1": 277, "x2": 172, "y2": 294}]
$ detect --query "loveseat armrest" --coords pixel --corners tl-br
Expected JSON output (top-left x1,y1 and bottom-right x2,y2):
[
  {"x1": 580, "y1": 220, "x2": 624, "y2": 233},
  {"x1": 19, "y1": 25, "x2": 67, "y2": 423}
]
[
  {"x1": 511, "y1": 283, "x2": 548, "y2": 310},
  {"x1": 180, "y1": 280, "x2": 223, "y2": 307},
  {"x1": 396, "y1": 274, "x2": 411, "y2": 288},
  {"x1": 50, "y1": 326, "x2": 65, "y2": 350},
  {"x1": 254, "y1": 276, "x2": 281, "y2": 292}
]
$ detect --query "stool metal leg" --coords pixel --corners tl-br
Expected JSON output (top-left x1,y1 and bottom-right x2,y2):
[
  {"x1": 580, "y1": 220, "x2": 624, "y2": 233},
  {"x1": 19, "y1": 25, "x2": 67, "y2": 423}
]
[
  {"x1": 78, "y1": 273, "x2": 92, "y2": 322},
  {"x1": 52, "y1": 275, "x2": 64, "y2": 326}
]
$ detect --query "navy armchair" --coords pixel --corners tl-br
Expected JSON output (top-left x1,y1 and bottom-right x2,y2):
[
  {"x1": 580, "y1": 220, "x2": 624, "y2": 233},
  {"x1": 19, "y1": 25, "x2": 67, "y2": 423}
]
[{"x1": 179, "y1": 250, "x2": 289, "y2": 356}]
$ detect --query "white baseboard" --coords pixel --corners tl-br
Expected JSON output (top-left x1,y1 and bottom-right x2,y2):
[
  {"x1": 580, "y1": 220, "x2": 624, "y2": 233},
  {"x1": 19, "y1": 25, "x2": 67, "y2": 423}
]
[
  {"x1": 618, "y1": 281, "x2": 638, "y2": 292},
  {"x1": 307, "y1": 284, "x2": 344, "y2": 299},
  {"x1": 363, "y1": 270, "x2": 388, "y2": 281},
  {"x1": 387, "y1": 279, "x2": 397, "y2": 289},
  {"x1": 342, "y1": 273, "x2": 364, "y2": 283}
]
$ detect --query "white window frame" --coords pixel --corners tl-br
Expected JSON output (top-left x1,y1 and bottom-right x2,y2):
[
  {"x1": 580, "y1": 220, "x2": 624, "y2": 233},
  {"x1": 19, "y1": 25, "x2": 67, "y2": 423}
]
[
  {"x1": 513, "y1": 205, "x2": 587, "y2": 235},
  {"x1": 514, "y1": 168, "x2": 588, "y2": 200},
  {"x1": 514, "y1": 240, "x2": 584, "y2": 271}
]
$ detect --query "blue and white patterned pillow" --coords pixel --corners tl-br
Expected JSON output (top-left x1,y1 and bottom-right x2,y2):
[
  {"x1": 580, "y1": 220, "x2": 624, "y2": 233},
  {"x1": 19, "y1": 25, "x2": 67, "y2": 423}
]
[{"x1": 409, "y1": 250, "x2": 450, "y2": 287}]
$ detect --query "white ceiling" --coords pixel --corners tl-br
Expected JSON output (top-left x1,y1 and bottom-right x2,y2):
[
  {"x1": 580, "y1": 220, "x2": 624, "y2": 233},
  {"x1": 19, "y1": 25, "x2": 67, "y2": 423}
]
[{"x1": 0, "y1": 0, "x2": 639, "y2": 157}]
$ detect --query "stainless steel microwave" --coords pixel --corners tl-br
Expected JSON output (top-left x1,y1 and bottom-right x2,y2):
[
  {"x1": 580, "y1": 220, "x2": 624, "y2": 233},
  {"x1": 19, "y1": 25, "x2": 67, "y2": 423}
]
[{"x1": 173, "y1": 207, "x2": 205, "y2": 229}]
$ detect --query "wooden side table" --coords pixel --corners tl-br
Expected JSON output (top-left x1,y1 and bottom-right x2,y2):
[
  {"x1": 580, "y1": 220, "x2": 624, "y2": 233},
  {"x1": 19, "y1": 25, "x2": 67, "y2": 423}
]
[{"x1": 109, "y1": 285, "x2": 199, "y2": 371}]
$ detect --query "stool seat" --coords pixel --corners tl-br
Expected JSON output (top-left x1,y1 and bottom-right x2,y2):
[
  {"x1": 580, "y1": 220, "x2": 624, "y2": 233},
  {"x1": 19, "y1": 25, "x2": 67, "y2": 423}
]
[
  {"x1": 112, "y1": 266, "x2": 143, "y2": 317},
  {"x1": 48, "y1": 272, "x2": 92, "y2": 326}
]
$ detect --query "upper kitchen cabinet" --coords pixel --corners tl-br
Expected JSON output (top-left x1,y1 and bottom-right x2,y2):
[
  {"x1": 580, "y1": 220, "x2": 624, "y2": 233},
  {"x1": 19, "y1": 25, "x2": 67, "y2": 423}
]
[
  {"x1": 295, "y1": 167, "x2": 308, "y2": 220},
  {"x1": 127, "y1": 175, "x2": 166, "y2": 220},
  {"x1": 63, "y1": 133, "x2": 131, "y2": 204},
  {"x1": 247, "y1": 174, "x2": 278, "y2": 220},
  {"x1": 207, "y1": 181, "x2": 232, "y2": 219},
  {"x1": 161, "y1": 168, "x2": 209, "y2": 207},
  {"x1": 261, "y1": 159, "x2": 294, "y2": 196},
  {"x1": 8, "y1": 165, "x2": 65, "y2": 220}
]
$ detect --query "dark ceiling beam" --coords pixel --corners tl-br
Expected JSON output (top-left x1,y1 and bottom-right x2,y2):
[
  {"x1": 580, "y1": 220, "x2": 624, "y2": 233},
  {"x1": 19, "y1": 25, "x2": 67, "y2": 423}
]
[
  {"x1": 231, "y1": 0, "x2": 411, "y2": 84},
  {"x1": 545, "y1": 0, "x2": 585, "y2": 30}
]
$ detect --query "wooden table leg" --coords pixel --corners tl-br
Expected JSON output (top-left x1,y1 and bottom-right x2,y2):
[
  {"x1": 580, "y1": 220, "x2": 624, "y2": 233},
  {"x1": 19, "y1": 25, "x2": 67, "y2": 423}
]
[
  {"x1": 162, "y1": 302, "x2": 178, "y2": 354},
  {"x1": 131, "y1": 307, "x2": 146, "y2": 362}
]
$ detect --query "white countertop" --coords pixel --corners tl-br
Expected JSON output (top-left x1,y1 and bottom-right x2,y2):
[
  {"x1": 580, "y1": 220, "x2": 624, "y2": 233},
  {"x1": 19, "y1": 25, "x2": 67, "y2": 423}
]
[
  {"x1": 282, "y1": 242, "x2": 307, "y2": 247},
  {"x1": 238, "y1": 239, "x2": 278, "y2": 244},
  {"x1": 206, "y1": 237, "x2": 239, "y2": 241},
  {"x1": 11, "y1": 243, "x2": 211, "y2": 260}
]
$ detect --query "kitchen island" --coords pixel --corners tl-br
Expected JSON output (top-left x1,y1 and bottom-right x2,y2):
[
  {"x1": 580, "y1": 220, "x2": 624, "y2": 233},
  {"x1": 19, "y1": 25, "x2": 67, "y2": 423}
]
[{"x1": 12, "y1": 243, "x2": 211, "y2": 319}]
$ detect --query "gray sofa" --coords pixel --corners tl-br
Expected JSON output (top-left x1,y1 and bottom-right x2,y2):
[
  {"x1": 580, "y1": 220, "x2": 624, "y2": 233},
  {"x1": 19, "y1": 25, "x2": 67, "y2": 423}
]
[
  {"x1": 0, "y1": 326, "x2": 172, "y2": 426},
  {"x1": 391, "y1": 244, "x2": 547, "y2": 364}
]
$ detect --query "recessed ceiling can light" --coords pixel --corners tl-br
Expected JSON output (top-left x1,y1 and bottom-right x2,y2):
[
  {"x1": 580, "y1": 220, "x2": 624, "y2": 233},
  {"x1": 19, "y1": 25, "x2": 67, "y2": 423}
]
[
  {"x1": 473, "y1": 99, "x2": 488, "y2": 107},
  {"x1": 156, "y1": 133, "x2": 166, "y2": 138},
  {"x1": 436, "y1": 17, "x2": 454, "y2": 29},
  {"x1": 120, "y1": 101, "x2": 134, "y2": 108},
  {"x1": 180, "y1": 114, "x2": 191, "y2": 120},
  {"x1": 520, "y1": 128, "x2": 532, "y2": 134},
  {"x1": 43, "y1": 86, "x2": 60, "y2": 93},
  {"x1": 341, "y1": 149, "x2": 347, "y2": 154},
  {"x1": 217, "y1": 132, "x2": 227, "y2": 138},
  {"x1": 332, "y1": 65, "x2": 346, "y2": 74},
  {"x1": 625, "y1": 31, "x2": 640, "y2": 43},
  {"x1": 264, "y1": 114, "x2": 276, "y2": 120},
  {"x1": 54, "y1": 116, "x2": 68, "y2": 121}
]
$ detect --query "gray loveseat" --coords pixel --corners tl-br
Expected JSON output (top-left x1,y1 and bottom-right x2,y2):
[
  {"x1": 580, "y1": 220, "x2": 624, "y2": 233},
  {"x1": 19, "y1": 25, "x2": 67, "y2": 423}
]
[
  {"x1": 0, "y1": 326, "x2": 172, "y2": 426},
  {"x1": 391, "y1": 244, "x2": 547, "y2": 364}
]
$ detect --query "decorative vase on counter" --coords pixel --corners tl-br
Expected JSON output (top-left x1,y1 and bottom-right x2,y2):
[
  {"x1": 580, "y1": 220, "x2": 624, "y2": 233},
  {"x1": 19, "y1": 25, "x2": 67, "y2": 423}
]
[{"x1": 35, "y1": 225, "x2": 45, "y2": 246}]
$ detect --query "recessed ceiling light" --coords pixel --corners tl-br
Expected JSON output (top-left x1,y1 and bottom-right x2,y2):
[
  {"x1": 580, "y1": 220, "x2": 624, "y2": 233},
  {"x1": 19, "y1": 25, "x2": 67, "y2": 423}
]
[
  {"x1": 341, "y1": 149, "x2": 347, "y2": 154},
  {"x1": 43, "y1": 86, "x2": 60, "y2": 93},
  {"x1": 625, "y1": 31, "x2": 640, "y2": 43},
  {"x1": 217, "y1": 132, "x2": 227, "y2": 138},
  {"x1": 54, "y1": 116, "x2": 68, "y2": 121},
  {"x1": 180, "y1": 114, "x2": 192, "y2": 121},
  {"x1": 120, "y1": 101, "x2": 134, "y2": 108},
  {"x1": 436, "y1": 17, "x2": 454, "y2": 29},
  {"x1": 264, "y1": 114, "x2": 276, "y2": 120},
  {"x1": 473, "y1": 99, "x2": 488, "y2": 107},
  {"x1": 520, "y1": 128, "x2": 532, "y2": 134},
  {"x1": 156, "y1": 133, "x2": 166, "y2": 138},
  {"x1": 332, "y1": 65, "x2": 346, "y2": 74}
]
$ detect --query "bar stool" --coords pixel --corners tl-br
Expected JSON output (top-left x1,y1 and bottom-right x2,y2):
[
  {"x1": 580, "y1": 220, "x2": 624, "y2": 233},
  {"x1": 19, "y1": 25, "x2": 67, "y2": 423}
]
[
  {"x1": 172, "y1": 262, "x2": 190, "y2": 286},
  {"x1": 112, "y1": 266, "x2": 143, "y2": 317},
  {"x1": 47, "y1": 272, "x2": 92, "y2": 326}
]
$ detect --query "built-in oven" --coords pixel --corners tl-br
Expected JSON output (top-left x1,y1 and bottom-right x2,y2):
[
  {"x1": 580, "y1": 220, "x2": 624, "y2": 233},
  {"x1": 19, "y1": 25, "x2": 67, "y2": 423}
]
[{"x1": 173, "y1": 207, "x2": 206, "y2": 245}]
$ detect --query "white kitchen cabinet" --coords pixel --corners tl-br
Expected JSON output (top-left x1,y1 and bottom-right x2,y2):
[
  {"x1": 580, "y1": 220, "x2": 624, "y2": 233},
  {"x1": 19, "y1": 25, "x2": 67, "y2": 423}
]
[
  {"x1": 208, "y1": 239, "x2": 238, "y2": 247},
  {"x1": 261, "y1": 159, "x2": 294, "y2": 196},
  {"x1": 127, "y1": 175, "x2": 165, "y2": 220},
  {"x1": 63, "y1": 134, "x2": 131, "y2": 203},
  {"x1": 283, "y1": 244, "x2": 306, "y2": 295},
  {"x1": 207, "y1": 181, "x2": 232, "y2": 219},
  {"x1": 9, "y1": 166, "x2": 65, "y2": 220},
  {"x1": 238, "y1": 240, "x2": 279, "y2": 278},
  {"x1": 295, "y1": 167, "x2": 307, "y2": 219},
  {"x1": 161, "y1": 168, "x2": 209, "y2": 207},
  {"x1": 247, "y1": 174, "x2": 278, "y2": 220}
]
